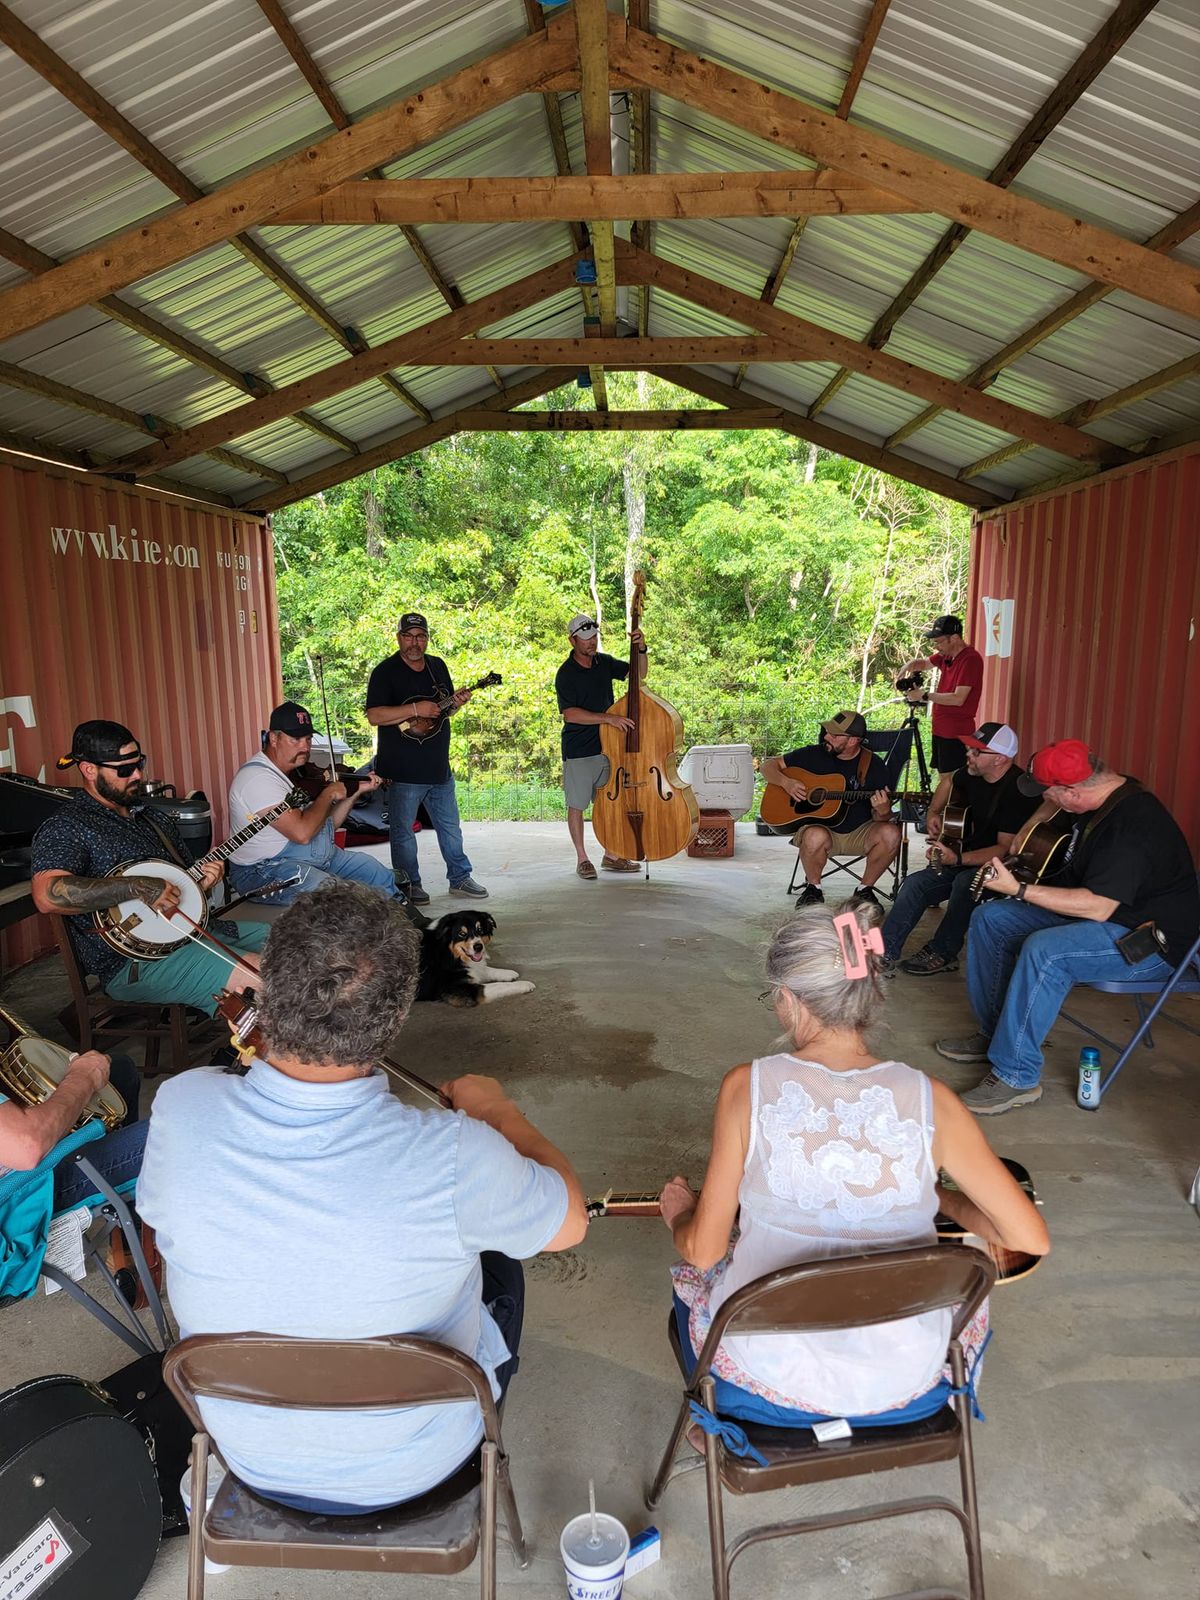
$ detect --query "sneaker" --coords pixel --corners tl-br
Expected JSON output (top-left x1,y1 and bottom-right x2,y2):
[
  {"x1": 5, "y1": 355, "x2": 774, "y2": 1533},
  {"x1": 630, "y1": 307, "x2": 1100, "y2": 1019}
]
[
  {"x1": 449, "y1": 876, "x2": 489, "y2": 899},
  {"x1": 850, "y1": 886, "x2": 883, "y2": 909},
  {"x1": 901, "y1": 945, "x2": 959, "y2": 976},
  {"x1": 935, "y1": 1030, "x2": 993, "y2": 1064},
  {"x1": 961, "y1": 1072, "x2": 1043, "y2": 1115},
  {"x1": 797, "y1": 884, "x2": 825, "y2": 906},
  {"x1": 406, "y1": 883, "x2": 431, "y2": 906}
]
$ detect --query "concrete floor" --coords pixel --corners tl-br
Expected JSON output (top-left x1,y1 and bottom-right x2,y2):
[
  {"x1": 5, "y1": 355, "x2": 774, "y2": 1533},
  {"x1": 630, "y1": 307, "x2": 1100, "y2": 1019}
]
[{"x1": 3, "y1": 822, "x2": 1198, "y2": 1599}]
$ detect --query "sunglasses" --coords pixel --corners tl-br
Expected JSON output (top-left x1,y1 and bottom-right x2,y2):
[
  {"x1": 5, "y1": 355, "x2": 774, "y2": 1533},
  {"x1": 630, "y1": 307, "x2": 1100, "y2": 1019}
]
[{"x1": 98, "y1": 753, "x2": 148, "y2": 776}]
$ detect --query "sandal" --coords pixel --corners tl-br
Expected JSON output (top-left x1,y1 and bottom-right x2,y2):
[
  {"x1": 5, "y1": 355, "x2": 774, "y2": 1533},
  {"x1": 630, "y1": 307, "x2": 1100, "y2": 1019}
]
[
  {"x1": 576, "y1": 860, "x2": 598, "y2": 880},
  {"x1": 600, "y1": 856, "x2": 641, "y2": 873}
]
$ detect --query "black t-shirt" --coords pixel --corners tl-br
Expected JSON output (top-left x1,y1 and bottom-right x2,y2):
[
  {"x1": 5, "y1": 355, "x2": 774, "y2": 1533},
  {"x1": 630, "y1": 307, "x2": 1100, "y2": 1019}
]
[
  {"x1": 780, "y1": 742, "x2": 889, "y2": 833},
  {"x1": 366, "y1": 651, "x2": 455, "y2": 785},
  {"x1": 952, "y1": 764, "x2": 1039, "y2": 852},
  {"x1": 1047, "y1": 783, "x2": 1198, "y2": 962},
  {"x1": 555, "y1": 652, "x2": 630, "y2": 759}
]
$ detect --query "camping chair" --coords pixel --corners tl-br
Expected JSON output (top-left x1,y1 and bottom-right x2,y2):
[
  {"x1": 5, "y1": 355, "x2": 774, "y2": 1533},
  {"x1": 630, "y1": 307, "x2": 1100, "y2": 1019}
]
[
  {"x1": 0, "y1": 1118, "x2": 169, "y2": 1355},
  {"x1": 786, "y1": 727, "x2": 920, "y2": 903},
  {"x1": 1058, "y1": 921, "x2": 1200, "y2": 1106},
  {"x1": 647, "y1": 1244, "x2": 995, "y2": 1600},
  {"x1": 52, "y1": 914, "x2": 198, "y2": 1077},
  {"x1": 163, "y1": 1332, "x2": 531, "y2": 1600}
]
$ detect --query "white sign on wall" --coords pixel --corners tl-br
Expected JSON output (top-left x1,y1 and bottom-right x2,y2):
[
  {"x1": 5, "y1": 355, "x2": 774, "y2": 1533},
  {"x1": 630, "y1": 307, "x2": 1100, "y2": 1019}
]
[{"x1": 981, "y1": 597, "x2": 1015, "y2": 658}]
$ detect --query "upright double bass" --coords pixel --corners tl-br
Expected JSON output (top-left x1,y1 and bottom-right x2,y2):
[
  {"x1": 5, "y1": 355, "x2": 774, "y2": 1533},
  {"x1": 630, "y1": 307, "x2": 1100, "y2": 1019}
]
[{"x1": 591, "y1": 572, "x2": 698, "y2": 864}]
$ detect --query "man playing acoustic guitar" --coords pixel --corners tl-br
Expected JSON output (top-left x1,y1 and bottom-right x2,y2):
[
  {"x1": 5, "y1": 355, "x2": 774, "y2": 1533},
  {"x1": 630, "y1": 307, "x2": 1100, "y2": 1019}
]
[
  {"x1": 881, "y1": 722, "x2": 1038, "y2": 976},
  {"x1": 935, "y1": 740, "x2": 1199, "y2": 1114},
  {"x1": 761, "y1": 711, "x2": 900, "y2": 910}
]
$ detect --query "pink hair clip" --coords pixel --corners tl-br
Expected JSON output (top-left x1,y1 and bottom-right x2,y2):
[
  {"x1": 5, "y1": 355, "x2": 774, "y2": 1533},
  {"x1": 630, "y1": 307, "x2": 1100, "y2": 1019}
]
[{"x1": 833, "y1": 911, "x2": 884, "y2": 980}]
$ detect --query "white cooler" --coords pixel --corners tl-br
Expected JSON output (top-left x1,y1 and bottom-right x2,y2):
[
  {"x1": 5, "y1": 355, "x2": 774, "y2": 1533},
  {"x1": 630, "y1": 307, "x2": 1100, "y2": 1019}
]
[{"x1": 679, "y1": 744, "x2": 755, "y2": 818}]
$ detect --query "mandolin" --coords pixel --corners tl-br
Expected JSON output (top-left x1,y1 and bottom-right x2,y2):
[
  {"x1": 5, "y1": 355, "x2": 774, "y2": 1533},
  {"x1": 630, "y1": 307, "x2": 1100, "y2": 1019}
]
[
  {"x1": 591, "y1": 573, "x2": 698, "y2": 863},
  {"x1": 969, "y1": 808, "x2": 1073, "y2": 902},
  {"x1": 397, "y1": 672, "x2": 502, "y2": 743},
  {"x1": 759, "y1": 765, "x2": 928, "y2": 834}
]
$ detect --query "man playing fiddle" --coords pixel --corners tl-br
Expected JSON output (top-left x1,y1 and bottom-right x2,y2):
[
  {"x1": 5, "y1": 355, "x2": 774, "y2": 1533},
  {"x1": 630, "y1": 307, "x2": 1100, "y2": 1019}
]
[
  {"x1": 31, "y1": 720, "x2": 266, "y2": 1017},
  {"x1": 226, "y1": 701, "x2": 424, "y2": 923},
  {"x1": 138, "y1": 881, "x2": 587, "y2": 1514}
]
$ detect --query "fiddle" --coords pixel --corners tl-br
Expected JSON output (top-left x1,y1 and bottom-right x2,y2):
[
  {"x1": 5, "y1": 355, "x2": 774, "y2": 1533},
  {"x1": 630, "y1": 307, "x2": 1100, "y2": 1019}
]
[{"x1": 215, "y1": 987, "x2": 452, "y2": 1108}]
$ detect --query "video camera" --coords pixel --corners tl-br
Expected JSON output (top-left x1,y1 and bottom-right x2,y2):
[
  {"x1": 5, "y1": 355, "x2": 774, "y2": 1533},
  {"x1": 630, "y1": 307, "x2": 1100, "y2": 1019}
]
[{"x1": 895, "y1": 669, "x2": 925, "y2": 693}]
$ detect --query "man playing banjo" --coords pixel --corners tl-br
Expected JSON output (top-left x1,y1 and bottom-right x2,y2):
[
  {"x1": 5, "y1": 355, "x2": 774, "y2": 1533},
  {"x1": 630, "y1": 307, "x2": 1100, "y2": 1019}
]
[{"x1": 31, "y1": 720, "x2": 267, "y2": 1017}]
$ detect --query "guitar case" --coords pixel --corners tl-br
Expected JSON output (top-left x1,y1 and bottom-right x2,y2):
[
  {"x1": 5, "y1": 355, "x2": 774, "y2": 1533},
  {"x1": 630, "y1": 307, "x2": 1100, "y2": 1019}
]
[{"x1": 0, "y1": 1374, "x2": 161, "y2": 1599}]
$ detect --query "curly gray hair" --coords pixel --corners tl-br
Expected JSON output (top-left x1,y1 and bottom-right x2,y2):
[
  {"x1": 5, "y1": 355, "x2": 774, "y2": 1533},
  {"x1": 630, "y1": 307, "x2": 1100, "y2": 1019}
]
[{"x1": 765, "y1": 902, "x2": 887, "y2": 1034}]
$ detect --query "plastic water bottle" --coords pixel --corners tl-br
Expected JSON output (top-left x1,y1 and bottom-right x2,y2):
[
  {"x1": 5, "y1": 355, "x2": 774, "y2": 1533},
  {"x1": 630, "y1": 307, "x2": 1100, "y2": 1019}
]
[{"x1": 1076, "y1": 1046, "x2": 1102, "y2": 1110}]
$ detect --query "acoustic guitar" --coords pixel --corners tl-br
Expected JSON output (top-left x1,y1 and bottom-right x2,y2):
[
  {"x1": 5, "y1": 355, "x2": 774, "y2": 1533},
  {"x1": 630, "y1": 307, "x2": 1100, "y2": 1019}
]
[
  {"x1": 969, "y1": 808, "x2": 1073, "y2": 903},
  {"x1": 928, "y1": 799, "x2": 969, "y2": 872},
  {"x1": 759, "y1": 765, "x2": 927, "y2": 834},
  {"x1": 397, "y1": 671, "x2": 502, "y2": 742}
]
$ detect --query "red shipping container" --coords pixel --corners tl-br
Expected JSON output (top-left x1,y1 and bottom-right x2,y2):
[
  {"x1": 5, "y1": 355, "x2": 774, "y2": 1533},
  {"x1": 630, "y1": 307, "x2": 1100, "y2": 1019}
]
[{"x1": 0, "y1": 458, "x2": 281, "y2": 968}]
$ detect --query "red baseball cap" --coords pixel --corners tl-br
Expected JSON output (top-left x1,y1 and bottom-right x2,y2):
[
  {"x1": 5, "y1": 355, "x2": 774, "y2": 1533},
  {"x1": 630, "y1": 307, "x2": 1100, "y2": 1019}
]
[{"x1": 1017, "y1": 739, "x2": 1094, "y2": 795}]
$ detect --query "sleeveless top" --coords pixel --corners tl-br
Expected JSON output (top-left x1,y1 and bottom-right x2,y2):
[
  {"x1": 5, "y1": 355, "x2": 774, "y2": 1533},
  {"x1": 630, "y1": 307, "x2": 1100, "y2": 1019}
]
[{"x1": 675, "y1": 1053, "x2": 951, "y2": 1416}]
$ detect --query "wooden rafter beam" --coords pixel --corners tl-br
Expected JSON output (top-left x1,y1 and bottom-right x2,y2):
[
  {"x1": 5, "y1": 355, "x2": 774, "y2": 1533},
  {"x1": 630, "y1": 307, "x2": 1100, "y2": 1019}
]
[
  {"x1": 453, "y1": 408, "x2": 783, "y2": 430},
  {"x1": 245, "y1": 370, "x2": 573, "y2": 514},
  {"x1": 808, "y1": 0, "x2": 1162, "y2": 420},
  {"x1": 275, "y1": 172, "x2": 919, "y2": 225},
  {"x1": 578, "y1": 0, "x2": 615, "y2": 410},
  {"x1": 618, "y1": 245, "x2": 1127, "y2": 465},
  {"x1": 960, "y1": 348, "x2": 1200, "y2": 482},
  {"x1": 0, "y1": 428, "x2": 243, "y2": 510},
  {"x1": 627, "y1": 0, "x2": 652, "y2": 337},
  {"x1": 886, "y1": 197, "x2": 1200, "y2": 451},
  {"x1": 734, "y1": 0, "x2": 893, "y2": 391},
  {"x1": 108, "y1": 254, "x2": 582, "y2": 477},
  {"x1": 612, "y1": 14, "x2": 1200, "y2": 323},
  {"x1": 657, "y1": 365, "x2": 1001, "y2": 509},
  {"x1": 0, "y1": 357, "x2": 287, "y2": 485},
  {"x1": 0, "y1": 21, "x2": 574, "y2": 342}
]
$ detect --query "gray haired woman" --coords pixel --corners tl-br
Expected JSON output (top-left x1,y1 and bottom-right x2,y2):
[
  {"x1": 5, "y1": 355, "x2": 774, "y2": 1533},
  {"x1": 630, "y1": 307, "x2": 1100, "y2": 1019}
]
[{"x1": 662, "y1": 902, "x2": 1048, "y2": 1426}]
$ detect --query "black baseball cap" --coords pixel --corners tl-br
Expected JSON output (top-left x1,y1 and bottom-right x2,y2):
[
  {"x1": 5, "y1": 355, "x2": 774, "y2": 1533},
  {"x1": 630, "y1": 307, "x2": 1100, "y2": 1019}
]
[
  {"x1": 925, "y1": 614, "x2": 963, "y2": 638},
  {"x1": 398, "y1": 612, "x2": 428, "y2": 633},
  {"x1": 268, "y1": 702, "x2": 314, "y2": 736},
  {"x1": 57, "y1": 719, "x2": 141, "y2": 769}
]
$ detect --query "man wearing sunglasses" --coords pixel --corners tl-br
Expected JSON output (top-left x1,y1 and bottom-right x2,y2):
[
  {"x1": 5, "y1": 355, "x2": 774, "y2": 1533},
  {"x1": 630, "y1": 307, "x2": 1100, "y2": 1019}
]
[{"x1": 31, "y1": 720, "x2": 268, "y2": 1017}]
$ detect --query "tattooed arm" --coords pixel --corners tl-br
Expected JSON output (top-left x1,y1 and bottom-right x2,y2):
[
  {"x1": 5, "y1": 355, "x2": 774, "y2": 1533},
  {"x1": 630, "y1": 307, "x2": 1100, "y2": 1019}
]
[{"x1": 33, "y1": 869, "x2": 178, "y2": 917}]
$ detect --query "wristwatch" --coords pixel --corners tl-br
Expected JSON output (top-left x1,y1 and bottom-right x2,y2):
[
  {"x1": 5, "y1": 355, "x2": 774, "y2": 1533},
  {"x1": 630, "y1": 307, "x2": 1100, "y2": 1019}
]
[{"x1": 1015, "y1": 883, "x2": 1028, "y2": 901}]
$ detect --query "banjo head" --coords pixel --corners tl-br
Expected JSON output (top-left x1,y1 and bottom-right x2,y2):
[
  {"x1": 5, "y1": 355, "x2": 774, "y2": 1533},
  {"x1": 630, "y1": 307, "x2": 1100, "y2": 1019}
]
[
  {"x1": 104, "y1": 860, "x2": 206, "y2": 950},
  {"x1": 3, "y1": 1036, "x2": 126, "y2": 1129}
]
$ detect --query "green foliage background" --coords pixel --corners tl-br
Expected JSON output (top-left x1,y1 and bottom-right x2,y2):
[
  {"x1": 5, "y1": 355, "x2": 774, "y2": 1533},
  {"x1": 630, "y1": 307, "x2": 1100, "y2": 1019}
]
[{"x1": 271, "y1": 375, "x2": 971, "y2": 812}]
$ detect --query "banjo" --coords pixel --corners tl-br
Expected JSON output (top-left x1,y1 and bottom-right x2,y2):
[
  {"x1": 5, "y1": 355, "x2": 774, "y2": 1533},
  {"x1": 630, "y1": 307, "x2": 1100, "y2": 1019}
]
[
  {"x1": 0, "y1": 1000, "x2": 126, "y2": 1131},
  {"x1": 93, "y1": 788, "x2": 306, "y2": 961}
]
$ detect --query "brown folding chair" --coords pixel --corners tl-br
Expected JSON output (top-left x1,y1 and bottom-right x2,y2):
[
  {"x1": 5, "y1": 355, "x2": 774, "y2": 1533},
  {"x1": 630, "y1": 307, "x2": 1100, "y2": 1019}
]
[
  {"x1": 51, "y1": 913, "x2": 196, "y2": 1076},
  {"x1": 647, "y1": 1244, "x2": 995, "y2": 1600},
  {"x1": 163, "y1": 1332, "x2": 531, "y2": 1600}
]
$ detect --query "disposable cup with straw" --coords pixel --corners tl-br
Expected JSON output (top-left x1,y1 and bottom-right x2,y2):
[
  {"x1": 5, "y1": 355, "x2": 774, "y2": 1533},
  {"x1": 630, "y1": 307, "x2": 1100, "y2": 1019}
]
[{"x1": 560, "y1": 1478, "x2": 629, "y2": 1600}]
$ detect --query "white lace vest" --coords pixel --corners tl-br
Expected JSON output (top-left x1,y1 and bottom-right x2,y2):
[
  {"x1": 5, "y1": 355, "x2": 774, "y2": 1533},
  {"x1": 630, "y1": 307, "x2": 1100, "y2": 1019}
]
[{"x1": 709, "y1": 1053, "x2": 950, "y2": 1415}]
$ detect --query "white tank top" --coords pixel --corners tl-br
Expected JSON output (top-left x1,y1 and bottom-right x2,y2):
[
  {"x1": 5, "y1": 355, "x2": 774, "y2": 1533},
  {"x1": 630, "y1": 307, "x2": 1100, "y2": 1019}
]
[{"x1": 709, "y1": 1052, "x2": 950, "y2": 1415}]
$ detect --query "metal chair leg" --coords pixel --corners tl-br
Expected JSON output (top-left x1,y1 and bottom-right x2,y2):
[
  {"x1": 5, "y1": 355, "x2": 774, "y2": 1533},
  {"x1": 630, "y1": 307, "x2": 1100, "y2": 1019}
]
[
  {"x1": 188, "y1": 1434, "x2": 209, "y2": 1600},
  {"x1": 647, "y1": 1396, "x2": 691, "y2": 1509},
  {"x1": 480, "y1": 1440, "x2": 498, "y2": 1600},
  {"x1": 951, "y1": 1349, "x2": 986, "y2": 1600},
  {"x1": 497, "y1": 1453, "x2": 530, "y2": 1569},
  {"x1": 700, "y1": 1377, "x2": 731, "y2": 1600}
]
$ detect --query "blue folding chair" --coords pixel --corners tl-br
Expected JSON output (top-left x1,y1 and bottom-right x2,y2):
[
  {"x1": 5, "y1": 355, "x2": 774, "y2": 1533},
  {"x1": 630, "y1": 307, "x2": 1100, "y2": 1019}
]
[
  {"x1": 1059, "y1": 925, "x2": 1200, "y2": 1106},
  {"x1": 0, "y1": 1119, "x2": 169, "y2": 1353}
]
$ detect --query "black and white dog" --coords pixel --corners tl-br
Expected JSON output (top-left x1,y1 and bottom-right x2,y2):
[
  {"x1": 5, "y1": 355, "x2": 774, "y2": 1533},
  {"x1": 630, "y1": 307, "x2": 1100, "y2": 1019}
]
[{"x1": 415, "y1": 911, "x2": 534, "y2": 1006}]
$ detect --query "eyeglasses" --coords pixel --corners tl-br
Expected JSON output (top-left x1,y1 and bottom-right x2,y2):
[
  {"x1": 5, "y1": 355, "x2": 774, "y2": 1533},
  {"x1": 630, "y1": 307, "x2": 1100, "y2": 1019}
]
[
  {"x1": 99, "y1": 754, "x2": 147, "y2": 776},
  {"x1": 399, "y1": 630, "x2": 428, "y2": 641}
]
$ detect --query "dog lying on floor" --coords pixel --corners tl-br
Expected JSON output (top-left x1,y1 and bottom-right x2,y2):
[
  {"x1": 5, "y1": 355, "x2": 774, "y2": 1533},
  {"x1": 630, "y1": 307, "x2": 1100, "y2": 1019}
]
[{"x1": 415, "y1": 911, "x2": 534, "y2": 1006}]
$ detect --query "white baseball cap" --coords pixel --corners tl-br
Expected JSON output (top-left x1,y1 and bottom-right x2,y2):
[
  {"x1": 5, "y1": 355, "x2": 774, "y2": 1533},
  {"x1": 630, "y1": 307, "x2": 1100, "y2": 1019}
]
[
  {"x1": 568, "y1": 613, "x2": 599, "y2": 639},
  {"x1": 961, "y1": 722, "x2": 1018, "y2": 758}
]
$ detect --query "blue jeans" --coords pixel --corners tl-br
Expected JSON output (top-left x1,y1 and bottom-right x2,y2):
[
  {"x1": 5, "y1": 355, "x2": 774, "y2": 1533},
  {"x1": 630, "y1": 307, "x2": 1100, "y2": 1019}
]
[
  {"x1": 387, "y1": 780, "x2": 472, "y2": 888},
  {"x1": 229, "y1": 821, "x2": 403, "y2": 907},
  {"x1": 966, "y1": 901, "x2": 1172, "y2": 1089},
  {"x1": 52, "y1": 1054, "x2": 148, "y2": 1211},
  {"x1": 883, "y1": 865, "x2": 976, "y2": 961}
]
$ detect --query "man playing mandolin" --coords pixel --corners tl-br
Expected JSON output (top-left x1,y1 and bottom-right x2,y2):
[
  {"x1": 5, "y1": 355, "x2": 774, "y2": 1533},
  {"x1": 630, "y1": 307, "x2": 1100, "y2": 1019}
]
[
  {"x1": 762, "y1": 711, "x2": 900, "y2": 909},
  {"x1": 881, "y1": 722, "x2": 1038, "y2": 976},
  {"x1": 366, "y1": 612, "x2": 488, "y2": 903},
  {"x1": 935, "y1": 739, "x2": 1199, "y2": 1114},
  {"x1": 30, "y1": 720, "x2": 267, "y2": 1017}
]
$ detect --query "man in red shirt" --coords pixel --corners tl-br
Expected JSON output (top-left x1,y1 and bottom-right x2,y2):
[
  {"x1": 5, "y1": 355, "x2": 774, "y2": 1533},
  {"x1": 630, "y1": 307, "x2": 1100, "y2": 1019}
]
[{"x1": 898, "y1": 615, "x2": 984, "y2": 775}]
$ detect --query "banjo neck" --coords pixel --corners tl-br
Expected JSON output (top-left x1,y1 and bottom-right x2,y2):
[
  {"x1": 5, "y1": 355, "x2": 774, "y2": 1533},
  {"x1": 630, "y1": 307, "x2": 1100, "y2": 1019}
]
[{"x1": 182, "y1": 790, "x2": 305, "y2": 879}]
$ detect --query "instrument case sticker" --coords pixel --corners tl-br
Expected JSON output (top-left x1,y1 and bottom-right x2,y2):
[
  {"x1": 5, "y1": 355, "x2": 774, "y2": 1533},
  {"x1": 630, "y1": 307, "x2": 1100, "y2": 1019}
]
[{"x1": 1, "y1": 1513, "x2": 87, "y2": 1599}]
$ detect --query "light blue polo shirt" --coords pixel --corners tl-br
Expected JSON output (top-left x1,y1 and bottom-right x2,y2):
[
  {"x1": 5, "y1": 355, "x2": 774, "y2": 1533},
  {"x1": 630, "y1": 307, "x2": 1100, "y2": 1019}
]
[{"x1": 137, "y1": 1061, "x2": 567, "y2": 1507}]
